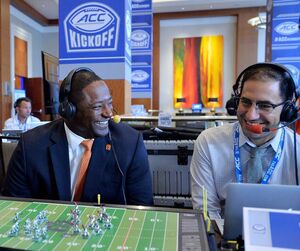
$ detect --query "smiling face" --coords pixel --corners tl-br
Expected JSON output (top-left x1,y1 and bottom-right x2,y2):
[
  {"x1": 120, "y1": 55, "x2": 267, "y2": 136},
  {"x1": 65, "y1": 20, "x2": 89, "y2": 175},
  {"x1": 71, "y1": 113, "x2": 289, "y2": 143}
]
[
  {"x1": 237, "y1": 79, "x2": 284, "y2": 146},
  {"x1": 68, "y1": 80, "x2": 113, "y2": 138}
]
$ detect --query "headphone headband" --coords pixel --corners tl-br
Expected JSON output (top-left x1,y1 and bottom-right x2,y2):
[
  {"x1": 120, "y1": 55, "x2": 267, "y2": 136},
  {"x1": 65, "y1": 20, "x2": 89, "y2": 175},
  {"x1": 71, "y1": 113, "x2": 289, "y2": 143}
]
[
  {"x1": 58, "y1": 67, "x2": 94, "y2": 119},
  {"x1": 233, "y1": 63, "x2": 298, "y2": 99},
  {"x1": 59, "y1": 67, "x2": 94, "y2": 103},
  {"x1": 226, "y1": 62, "x2": 299, "y2": 122}
]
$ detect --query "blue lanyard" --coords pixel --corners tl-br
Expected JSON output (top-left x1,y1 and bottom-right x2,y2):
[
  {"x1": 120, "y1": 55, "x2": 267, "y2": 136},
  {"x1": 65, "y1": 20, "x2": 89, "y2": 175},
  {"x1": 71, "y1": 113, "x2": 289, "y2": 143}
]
[
  {"x1": 233, "y1": 124, "x2": 285, "y2": 184},
  {"x1": 18, "y1": 121, "x2": 27, "y2": 131}
]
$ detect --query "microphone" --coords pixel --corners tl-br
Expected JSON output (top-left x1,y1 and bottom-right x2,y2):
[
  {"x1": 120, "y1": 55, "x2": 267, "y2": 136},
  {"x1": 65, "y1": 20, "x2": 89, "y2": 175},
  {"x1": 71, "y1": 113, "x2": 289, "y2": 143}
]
[
  {"x1": 111, "y1": 114, "x2": 121, "y2": 124},
  {"x1": 245, "y1": 113, "x2": 300, "y2": 134},
  {"x1": 101, "y1": 113, "x2": 121, "y2": 123},
  {"x1": 245, "y1": 123, "x2": 277, "y2": 134}
]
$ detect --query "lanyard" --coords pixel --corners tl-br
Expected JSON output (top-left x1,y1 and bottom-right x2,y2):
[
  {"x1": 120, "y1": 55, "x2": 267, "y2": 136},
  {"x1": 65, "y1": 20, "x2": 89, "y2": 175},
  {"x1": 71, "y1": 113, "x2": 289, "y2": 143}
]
[
  {"x1": 233, "y1": 124, "x2": 285, "y2": 184},
  {"x1": 18, "y1": 121, "x2": 27, "y2": 131}
]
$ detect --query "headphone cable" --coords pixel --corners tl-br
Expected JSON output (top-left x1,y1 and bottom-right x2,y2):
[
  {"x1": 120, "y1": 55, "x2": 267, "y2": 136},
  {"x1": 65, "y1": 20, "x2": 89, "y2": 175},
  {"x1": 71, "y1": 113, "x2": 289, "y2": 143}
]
[
  {"x1": 293, "y1": 122, "x2": 299, "y2": 185},
  {"x1": 108, "y1": 130, "x2": 127, "y2": 205}
]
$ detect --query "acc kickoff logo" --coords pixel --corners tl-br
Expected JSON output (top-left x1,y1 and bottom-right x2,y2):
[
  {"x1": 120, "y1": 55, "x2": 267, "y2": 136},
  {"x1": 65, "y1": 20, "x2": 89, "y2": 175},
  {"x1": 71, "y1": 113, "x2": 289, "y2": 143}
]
[
  {"x1": 275, "y1": 22, "x2": 299, "y2": 36},
  {"x1": 64, "y1": 2, "x2": 120, "y2": 52},
  {"x1": 132, "y1": 70, "x2": 149, "y2": 82},
  {"x1": 131, "y1": 30, "x2": 150, "y2": 49}
]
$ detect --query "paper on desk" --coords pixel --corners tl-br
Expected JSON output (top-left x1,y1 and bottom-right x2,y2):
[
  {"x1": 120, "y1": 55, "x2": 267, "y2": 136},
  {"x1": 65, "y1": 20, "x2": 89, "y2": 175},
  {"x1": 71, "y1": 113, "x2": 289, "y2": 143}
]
[{"x1": 243, "y1": 207, "x2": 300, "y2": 251}]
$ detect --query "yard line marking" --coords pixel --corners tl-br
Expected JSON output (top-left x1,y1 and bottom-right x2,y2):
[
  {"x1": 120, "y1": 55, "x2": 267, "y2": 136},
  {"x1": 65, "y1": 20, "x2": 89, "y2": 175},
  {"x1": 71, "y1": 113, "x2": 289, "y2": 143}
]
[
  {"x1": 106, "y1": 208, "x2": 125, "y2": 251},
  {"x1": 133, "y1": 211, "x2": 146, "y2": 250},
  {"x1": 147, "y1": 212, "x2": 158, "y2": 250},
  {"x1": 176, "y1": 213, "x2": 179, "y2": 251},
  {"x1": 51, "y1": 205, "x2": 89, "y2": 251},
  {"x1": 92, "y1": 208, "x2": 121, "y2": 251},
  {"x1": 121, "y1": 210, "x2": 138, "y2": 250},
  {"x1": 36, "y1": 204, "x2": 61, "y2": 251},
  {"x1": 1, "y1": 202, "x2": 42, "y2": 248},
  {"x1": 0, "y1": 201, "x2": 25, "y2": 222},
  {"x1": 14, "y1": 202, "x2": 64, "y2": 250},
  {"x1": 161, "y1": 212, "x2": 168, "y2": 251}
]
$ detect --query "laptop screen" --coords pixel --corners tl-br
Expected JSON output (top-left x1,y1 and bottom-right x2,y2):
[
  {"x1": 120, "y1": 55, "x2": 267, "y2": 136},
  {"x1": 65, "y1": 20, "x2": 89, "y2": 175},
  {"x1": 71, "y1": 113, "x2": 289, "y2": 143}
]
[
  {"x1": 223, "y1": 183, "x2": 300, "y2": 240},
  {"x1": 1, "y1": 129, "x2": 23, "y2": 137}
]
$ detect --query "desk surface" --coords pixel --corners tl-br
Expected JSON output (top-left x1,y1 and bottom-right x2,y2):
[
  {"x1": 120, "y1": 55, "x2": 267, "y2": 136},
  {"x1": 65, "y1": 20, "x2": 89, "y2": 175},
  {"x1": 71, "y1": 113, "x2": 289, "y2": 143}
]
[
  {"x1": 0, "y1": 197, "x2": 210, "y2": 251},
  {"x1": 121, "y1": 115, "x2": 237, "y2": 122}
]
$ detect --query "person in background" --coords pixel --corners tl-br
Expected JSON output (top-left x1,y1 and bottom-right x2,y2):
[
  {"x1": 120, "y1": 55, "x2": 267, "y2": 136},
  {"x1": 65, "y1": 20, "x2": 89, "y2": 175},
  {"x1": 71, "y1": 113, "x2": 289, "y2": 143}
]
[
  {"x1": 2, "y1": 67, "x2": 153, "y2": 206},
  {"x1": 190, "y1": 63, "x2": 300, "y2": 219},
  {"x1": 4, "y1": 97, "x2": 40, "y2": 131}
]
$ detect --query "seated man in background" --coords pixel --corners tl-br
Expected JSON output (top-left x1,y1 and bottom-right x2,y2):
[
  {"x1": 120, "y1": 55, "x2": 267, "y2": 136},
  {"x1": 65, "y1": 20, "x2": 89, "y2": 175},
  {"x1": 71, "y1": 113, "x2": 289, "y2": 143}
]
[
  {"x1": 190, "y1": 63, "x2": 300, "y2": 218},
  {"x1": 4, "y1": 97, "x2": 40, "y2": 131},
  {"x1": 2, "y1": 67, "x2": 153, "y2": 206}
]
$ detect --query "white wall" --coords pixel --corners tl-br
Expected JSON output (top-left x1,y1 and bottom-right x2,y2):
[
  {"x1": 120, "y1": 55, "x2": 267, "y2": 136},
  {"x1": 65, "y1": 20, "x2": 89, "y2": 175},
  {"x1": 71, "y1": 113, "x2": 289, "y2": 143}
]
[
  {"x1": 159, "y1": 16, "x2": 237, "y2": 114},
  {"x1": 10, "y1": 6, "x2": 58, "y2": 78},
  {"x1": 9, "y1": 6, "x2": 58, "y2": 116}
]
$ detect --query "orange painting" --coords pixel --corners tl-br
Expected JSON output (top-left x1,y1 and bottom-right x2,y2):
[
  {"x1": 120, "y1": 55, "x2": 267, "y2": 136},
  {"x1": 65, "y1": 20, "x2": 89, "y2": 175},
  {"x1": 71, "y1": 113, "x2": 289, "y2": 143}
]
[{"x1": 173, "y1": 35, "x2": 224, "y2": 109}]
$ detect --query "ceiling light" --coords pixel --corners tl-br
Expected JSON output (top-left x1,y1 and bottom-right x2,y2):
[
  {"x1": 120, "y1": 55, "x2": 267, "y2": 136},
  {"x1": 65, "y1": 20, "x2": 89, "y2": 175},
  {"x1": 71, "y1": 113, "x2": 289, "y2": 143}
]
[{"x1": 248, "y1": 14, "x2": 266, "y2": 29}]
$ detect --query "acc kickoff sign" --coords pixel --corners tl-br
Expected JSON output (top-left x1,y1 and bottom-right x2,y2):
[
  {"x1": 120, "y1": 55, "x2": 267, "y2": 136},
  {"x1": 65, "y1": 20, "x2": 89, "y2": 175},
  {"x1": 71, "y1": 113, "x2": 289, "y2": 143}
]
[
  {"x1": 271, "y1": 0, "x2": 300, "y2": 88},
  {"x1": 60, "y1": 1, "x2": 129, "y2": 64},
  {"x1": 64, "y1": 3, "x2": 119, "y2": 52}
]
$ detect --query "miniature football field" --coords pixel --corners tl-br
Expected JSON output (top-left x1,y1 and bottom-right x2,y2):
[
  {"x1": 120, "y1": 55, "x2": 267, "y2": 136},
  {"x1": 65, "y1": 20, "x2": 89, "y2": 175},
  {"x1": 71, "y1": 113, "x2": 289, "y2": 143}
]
[{"x1": 0, "y1": 199, "x2": 208, "y2": 251}]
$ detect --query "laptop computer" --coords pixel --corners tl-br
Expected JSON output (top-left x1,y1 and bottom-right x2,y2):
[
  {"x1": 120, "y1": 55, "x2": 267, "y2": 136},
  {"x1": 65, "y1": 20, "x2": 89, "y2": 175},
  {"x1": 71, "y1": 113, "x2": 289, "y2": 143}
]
[
  {"x1": 223, "y1": 183, "x2": 300, "y2": 240},
  {"x1": 1, "y1": 129, "x2": 23, "y2": 137}
]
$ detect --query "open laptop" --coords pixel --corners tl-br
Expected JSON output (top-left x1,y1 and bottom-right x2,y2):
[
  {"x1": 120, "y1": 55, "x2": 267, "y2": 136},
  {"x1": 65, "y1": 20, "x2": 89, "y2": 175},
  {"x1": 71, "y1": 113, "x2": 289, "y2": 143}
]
[
  {"x1": 223, "y1": 183, "x2": 300, "y2": 240},
  {"x1": 1, "y1": 129, "x2": 23, "y2": 137}
]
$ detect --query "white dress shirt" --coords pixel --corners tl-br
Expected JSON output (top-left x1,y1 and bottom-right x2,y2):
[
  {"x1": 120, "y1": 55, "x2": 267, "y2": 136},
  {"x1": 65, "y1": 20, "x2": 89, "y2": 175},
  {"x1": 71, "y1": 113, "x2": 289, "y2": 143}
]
[
  {"x1": 64, "y1": 123, "x2": 93, "y2": 200},
  {"x1": 190, "y1": 122, "x2": 300, "y2": 218},
  {"x1": 4, "y1": 115, "x2": 40, "y2": 131}
]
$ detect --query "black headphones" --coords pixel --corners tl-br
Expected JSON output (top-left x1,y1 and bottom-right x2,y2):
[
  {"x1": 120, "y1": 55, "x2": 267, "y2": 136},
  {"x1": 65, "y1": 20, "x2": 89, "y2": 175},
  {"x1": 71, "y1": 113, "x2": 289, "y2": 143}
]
[
  {"x1": 59, "y1": 67, "x2": 94, "y2": 119},
  {"x1": 226, "y1": 63, "x2": 299, "y2": 122}
]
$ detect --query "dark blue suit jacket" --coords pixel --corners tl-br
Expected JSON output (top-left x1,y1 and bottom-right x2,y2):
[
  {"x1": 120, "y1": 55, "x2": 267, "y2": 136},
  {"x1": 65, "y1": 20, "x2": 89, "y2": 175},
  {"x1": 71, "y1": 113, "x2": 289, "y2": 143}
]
[{"x1": 2, "y1": 119, "x2": 153, "y2": 206}]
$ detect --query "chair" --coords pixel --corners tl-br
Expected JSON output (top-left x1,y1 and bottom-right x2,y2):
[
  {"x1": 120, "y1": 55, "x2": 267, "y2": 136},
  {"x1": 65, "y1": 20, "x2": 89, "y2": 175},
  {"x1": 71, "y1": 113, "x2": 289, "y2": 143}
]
[{"x1": 0, "y1": 136, "x2": 19, "y2": 188}]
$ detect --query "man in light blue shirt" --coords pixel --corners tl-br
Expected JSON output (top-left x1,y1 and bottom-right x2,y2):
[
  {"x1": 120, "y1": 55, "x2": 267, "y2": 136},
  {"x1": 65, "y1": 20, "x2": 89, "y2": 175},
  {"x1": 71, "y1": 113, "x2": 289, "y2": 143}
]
[
  {"x1": 4, "y1": 97, "x2": 40, "y2": 131},
  {"x1": 191, "y1": 63, "x2": 300, "y2": 218}
]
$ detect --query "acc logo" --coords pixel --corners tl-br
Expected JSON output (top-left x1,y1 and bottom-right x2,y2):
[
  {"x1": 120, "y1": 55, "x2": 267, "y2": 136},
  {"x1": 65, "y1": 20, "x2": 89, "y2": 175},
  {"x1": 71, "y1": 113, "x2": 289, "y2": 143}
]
[
  {"x1": 275, "y1": 22, "x2": 299, "y2": 36},
  {"x1": 64, "y1": 3, "x2": 120, "y2": 52},
  {"x1": 132, "y1": 70, "x2": 149, "y2": 82},
  {"x1": 131, "y1": 30, "x2": 150, "y2": 49}
]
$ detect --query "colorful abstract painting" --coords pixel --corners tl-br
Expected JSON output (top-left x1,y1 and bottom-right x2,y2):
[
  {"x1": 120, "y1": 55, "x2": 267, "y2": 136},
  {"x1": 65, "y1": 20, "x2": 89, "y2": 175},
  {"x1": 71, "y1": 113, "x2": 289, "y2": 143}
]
[{"x1": 173, "y1": 35, "x2": 224, "y2": 109}]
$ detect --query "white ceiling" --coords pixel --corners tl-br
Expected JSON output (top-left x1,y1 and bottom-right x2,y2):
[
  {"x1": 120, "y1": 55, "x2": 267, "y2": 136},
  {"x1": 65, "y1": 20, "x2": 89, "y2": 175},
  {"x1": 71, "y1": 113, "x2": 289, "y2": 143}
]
[{"x1": 24, "y1": 0, "x2": 266, "y2": 20}]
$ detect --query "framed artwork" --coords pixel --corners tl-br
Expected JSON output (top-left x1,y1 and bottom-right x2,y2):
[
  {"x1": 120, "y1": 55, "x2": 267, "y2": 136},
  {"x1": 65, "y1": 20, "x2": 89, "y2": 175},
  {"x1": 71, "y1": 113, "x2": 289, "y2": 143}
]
[{"x1": 173, "y1": 35, "x2": 224, "y2": 109}]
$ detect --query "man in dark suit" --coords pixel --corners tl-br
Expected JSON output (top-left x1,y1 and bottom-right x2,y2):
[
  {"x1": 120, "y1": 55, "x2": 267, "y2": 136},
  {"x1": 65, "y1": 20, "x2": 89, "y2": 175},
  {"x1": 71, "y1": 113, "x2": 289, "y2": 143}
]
[{"x1": 2, "y1": 68, "x2": 153, "y2": 206}]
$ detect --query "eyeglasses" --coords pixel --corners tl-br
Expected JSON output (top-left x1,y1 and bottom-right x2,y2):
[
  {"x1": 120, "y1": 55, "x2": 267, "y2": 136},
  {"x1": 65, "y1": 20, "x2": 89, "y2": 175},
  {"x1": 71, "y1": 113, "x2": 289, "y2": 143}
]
[{"x1": 237, "y1": 97, "x2": 286, "y2": 113}]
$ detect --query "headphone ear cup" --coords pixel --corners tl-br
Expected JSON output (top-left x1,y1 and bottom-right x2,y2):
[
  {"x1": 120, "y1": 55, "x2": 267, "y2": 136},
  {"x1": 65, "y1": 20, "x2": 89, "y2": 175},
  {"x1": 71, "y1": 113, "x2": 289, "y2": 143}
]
[
  {"x1": 59, "y1": 100, "x2": 76, "y2": 119},
  {"x1": 280, "y1": 101, "x2": 298, "y2": 122},
  {"x1": 226, "y1": 97, "x2": 238, "y2": 116}
]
